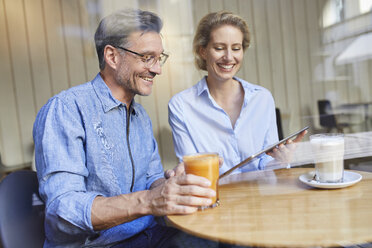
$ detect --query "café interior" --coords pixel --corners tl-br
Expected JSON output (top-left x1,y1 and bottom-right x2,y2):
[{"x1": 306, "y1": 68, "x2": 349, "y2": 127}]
[{"x1": 0, "y1": 0, "x2": 372, "y2": 247}]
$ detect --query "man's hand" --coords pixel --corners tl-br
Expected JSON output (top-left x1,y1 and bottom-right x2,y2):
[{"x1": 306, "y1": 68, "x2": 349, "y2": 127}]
[
  {"x1": 148, "y1": 173, "x2": 215, "y2": 215},
  {"x1": 164, "y1": 162, "x2": 185, "y2": 179}
]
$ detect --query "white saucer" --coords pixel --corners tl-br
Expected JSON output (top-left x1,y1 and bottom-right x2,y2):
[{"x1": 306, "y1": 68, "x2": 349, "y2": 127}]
[{"x1": 299, "y1": 171, "x2": 362, "y2": 189}]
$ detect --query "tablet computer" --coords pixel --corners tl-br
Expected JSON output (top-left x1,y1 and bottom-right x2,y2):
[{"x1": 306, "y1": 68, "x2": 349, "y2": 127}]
[{"x1": 219, "y1": 126, "x2": 309, "y2": 179}]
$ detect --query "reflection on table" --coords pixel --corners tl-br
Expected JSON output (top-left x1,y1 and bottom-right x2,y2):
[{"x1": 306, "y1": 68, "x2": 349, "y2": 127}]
[
  {"x1": 283, "y1": 131, "x2": 372, "y2": 169},
  {"x1": 166, "y1": 168, "x2": 372, "y2": 247}
]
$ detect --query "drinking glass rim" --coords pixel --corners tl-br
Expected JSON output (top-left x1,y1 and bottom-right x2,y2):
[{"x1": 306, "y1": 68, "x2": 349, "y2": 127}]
[{"x1": 182, "y1": 152, "x2": 219, "y2": 161}]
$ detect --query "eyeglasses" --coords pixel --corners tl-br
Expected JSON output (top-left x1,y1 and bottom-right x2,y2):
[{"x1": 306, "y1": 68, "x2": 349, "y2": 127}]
[{"x1": 114, "y1": 46, "x2": 169, "y2": 68}]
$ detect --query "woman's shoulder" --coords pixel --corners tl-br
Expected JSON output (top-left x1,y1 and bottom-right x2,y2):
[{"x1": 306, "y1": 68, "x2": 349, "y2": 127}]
[
  {"x1": 235, "y1": 77, "x2": 273, "y2": 96},
  {"x1": 169, "y1": 79, "x2": 205, "y2": 105}
]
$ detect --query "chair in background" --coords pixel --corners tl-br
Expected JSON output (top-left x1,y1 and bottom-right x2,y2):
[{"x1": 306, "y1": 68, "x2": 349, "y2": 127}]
[
  {"x1": 0, "y1": 170, "x2": 45, "y2": 248},
  {"x1": 317, "y1": 100, "x2": 352, "y2": 133},
  {"x1": 276, "y1": 108, "x2": 284, "y2": 140}
]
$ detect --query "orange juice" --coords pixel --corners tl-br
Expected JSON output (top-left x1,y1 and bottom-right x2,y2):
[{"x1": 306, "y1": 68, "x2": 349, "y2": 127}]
[{"x1": 183, "y1": 153, "x2": 219, "y2": 208}]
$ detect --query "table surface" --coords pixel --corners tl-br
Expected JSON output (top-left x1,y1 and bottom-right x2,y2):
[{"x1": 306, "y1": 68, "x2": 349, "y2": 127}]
[{"x1": 166, "y1": 168, "x2": 372, "y2": 247}]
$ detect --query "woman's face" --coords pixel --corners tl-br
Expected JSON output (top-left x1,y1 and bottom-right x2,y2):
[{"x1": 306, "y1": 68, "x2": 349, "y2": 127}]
[{"x1": 200, "y1": 24, "x2": 244, "y2": 82}]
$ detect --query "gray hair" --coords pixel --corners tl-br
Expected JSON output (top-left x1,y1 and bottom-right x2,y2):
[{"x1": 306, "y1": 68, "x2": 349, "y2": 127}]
[
  {"x1": 94, "y1": 9, "x2": 163, "y2": 70},
  {"x1": 193, "y1": 11, "x2": 250, "y2": 71}
]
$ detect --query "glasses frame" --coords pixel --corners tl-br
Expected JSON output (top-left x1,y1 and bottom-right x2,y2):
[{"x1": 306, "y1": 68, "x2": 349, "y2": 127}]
[{"x1": 114, "y1": 45, "x2": 169, "y2": 68}]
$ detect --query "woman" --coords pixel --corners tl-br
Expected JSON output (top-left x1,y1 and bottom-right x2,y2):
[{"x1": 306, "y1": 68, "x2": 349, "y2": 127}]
[{"x1": 168, "y1": 11, "x2": 304, "y2": 175}]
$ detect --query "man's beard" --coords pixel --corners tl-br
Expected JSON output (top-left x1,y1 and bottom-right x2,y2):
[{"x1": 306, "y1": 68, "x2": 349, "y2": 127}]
[
  {"x1": 115, "y1": 65, "x2": 155, "y2": 96},
  {"x1": 115, "y1": 69, "x2": 141, "y2": 96}
]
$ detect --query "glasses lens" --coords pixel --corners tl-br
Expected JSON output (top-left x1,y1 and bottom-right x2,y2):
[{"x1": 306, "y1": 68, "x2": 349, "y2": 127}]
[
  {"x1": 143, "y1": 53, "x2": 169, "y2": 68},
  {"x1": 159, "y1": 53, "x2": 168, "y2": 66},
  {"x1": 143, "y1": 56, "x2": 155, "y2": 68}
]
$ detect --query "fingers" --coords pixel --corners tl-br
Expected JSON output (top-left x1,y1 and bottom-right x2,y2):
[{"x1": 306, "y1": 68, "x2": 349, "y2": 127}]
[
  {"x1": 293, "y1": 130, "x2": 307, "y2": 143},
  {"x1": 175, "y1": 194, "x2": 213, "y2": 208},
  {"x1": 218, "y1": 156, "x2": 224, "y2": 168},
  {"x1": 177, "y1": 183, "x2": 215, "y2": 199},
  {"x1": 164, "y1": 205, "x2": 199, "y2": 215},
  {"x1": 267, "y1": 144, "x2": 292, "y2": 163},
  {"x1": 164, "y1": 162, "x2": 186, "y2": 179},
  {"x1": 266, "y1": 130, "x2": 308, "y2": 163},
  {"x1": 267, "y1": 144, "x2": 286, "y2": 155},
  {"x1": 164, "y1": 169, "x2": 175, "y2": 179},
  {"x1": 154, "y1": 203, "x2": 200, "y2": 215},
  {"x1": 165, "y1": 186, "x2": 214, "y2": 208},
  {"x1": 149, "y1": 174, "x2": 216, "y2": 216},
  {"x1": 161, "y1": 179, "x2": 215, "y2": 202},
  {"x1": 284, "y1": 139, "x2": 296, "y2": 151},
  {"x1": 174, "y1": 162, "x2": 185, "y2": 176},
  {"x1": 176, "y1": 173, "x2": 212, "y2": 187}
]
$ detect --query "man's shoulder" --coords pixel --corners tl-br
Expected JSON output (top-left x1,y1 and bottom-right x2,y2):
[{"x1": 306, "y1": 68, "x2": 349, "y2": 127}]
[
  {"x1": 55, "y1": 81, "x2": 94, "y2": 101},
  {"x1": 38, "y1": 81, "x2": 95, "y2": 117}
]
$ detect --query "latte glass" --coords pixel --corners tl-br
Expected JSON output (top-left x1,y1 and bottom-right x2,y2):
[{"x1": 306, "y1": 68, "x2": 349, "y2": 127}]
[{"x1": 310, "y1": 133, "x2": 345, "y2": 183}]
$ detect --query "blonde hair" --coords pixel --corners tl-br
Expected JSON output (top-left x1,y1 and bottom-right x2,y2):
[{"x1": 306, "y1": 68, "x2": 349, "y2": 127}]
[{"x1": 193, "y1": 11, "x2": 250, "y2": 71}]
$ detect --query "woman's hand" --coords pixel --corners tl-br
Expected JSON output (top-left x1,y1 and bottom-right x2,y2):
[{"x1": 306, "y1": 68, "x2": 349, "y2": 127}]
[{"x1": 266, "y1": 130, "x2": 307, "y2": 163}]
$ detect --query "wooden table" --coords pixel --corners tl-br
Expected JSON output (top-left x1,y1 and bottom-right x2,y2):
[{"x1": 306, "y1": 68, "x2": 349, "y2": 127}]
[{"x1": 166, "y1": 168, "x2": 372, "y2": 247}]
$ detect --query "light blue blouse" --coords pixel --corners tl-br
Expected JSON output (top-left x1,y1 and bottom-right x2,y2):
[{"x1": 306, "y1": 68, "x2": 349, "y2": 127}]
[{"x1": 168, "y1": 76, "x2": 278, "y2": 175}]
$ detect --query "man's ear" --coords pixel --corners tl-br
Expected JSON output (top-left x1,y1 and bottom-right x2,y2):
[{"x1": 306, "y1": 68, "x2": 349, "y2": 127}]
[{"x1": 104, "y1": 45, "x2": 119, "y2": 70}]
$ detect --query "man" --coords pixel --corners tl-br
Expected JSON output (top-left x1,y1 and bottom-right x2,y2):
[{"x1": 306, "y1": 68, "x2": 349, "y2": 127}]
[{"x1": 33, "y1": 9, "x2": 215, "y2": 247}]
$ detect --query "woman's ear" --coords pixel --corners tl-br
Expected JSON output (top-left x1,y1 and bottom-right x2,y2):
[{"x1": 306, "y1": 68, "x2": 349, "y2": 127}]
[
  {"x1": 104, "y1": 45, "x2": 119, "y2": 70},
  {"x1": 199, "y1": 46, "x2": 206, "y2": 60}
]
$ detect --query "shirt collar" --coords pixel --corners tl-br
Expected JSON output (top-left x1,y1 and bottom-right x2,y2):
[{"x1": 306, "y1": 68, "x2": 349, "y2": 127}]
[
  {"x1": 196, "y1": 76, "x2": 210, "y2": 96},
  {"x1": 196, "y1": 76, "x2": 261, "y2": 98},
  {"x1": 234, "y1": 77, "x2": 263, "y2": 107},
  {"x1": 92, "y1": 73, "x2": 137, "y2": 115}
]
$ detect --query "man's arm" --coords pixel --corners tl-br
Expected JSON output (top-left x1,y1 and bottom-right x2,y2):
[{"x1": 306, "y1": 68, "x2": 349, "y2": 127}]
[
  {"x1": 34, "y1": 98, "x2": 100, "y2": 236},
  {"x1": 91, "y1": 174, "x2": 215, "y2": 230}
]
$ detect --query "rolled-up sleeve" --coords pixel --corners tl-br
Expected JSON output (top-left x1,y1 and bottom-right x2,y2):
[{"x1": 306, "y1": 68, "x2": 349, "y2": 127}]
[{"x1": 33, "y1": 97, "x2": 99, "y2": 240}]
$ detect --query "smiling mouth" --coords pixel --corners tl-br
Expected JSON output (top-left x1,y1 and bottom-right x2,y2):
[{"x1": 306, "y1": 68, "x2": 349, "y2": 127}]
[
  {"x1": 139, "y1": 76, "x2": 154, "y2": 82},
  {"x1": 218, "y1": 64, "x2": 234, "y2": 69}
]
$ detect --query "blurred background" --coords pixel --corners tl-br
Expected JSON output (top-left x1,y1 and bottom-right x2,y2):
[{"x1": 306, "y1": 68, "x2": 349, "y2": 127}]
[{"x1": 0, "y1": 0, "x2": 371, "y2": 171}]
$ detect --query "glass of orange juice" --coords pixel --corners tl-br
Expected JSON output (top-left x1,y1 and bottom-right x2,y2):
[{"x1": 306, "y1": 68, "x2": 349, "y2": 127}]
[{"x1": 183, "y1": 153, "x2": 220, "y2": 210}]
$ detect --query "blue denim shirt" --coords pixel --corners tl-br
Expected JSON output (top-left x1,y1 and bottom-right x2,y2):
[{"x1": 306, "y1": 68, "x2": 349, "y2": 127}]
[
  {"x1": 33, "y1": 73, "x2": 164, "y2": 247},
  {"x1": 169, "y1": 76, "x2": 278, "y2": 174}
]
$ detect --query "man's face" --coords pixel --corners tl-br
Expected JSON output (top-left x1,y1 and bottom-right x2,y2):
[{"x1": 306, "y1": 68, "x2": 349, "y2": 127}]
[{"x1": 115, "y1": 31, "x2": 164, "y2": 97}]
